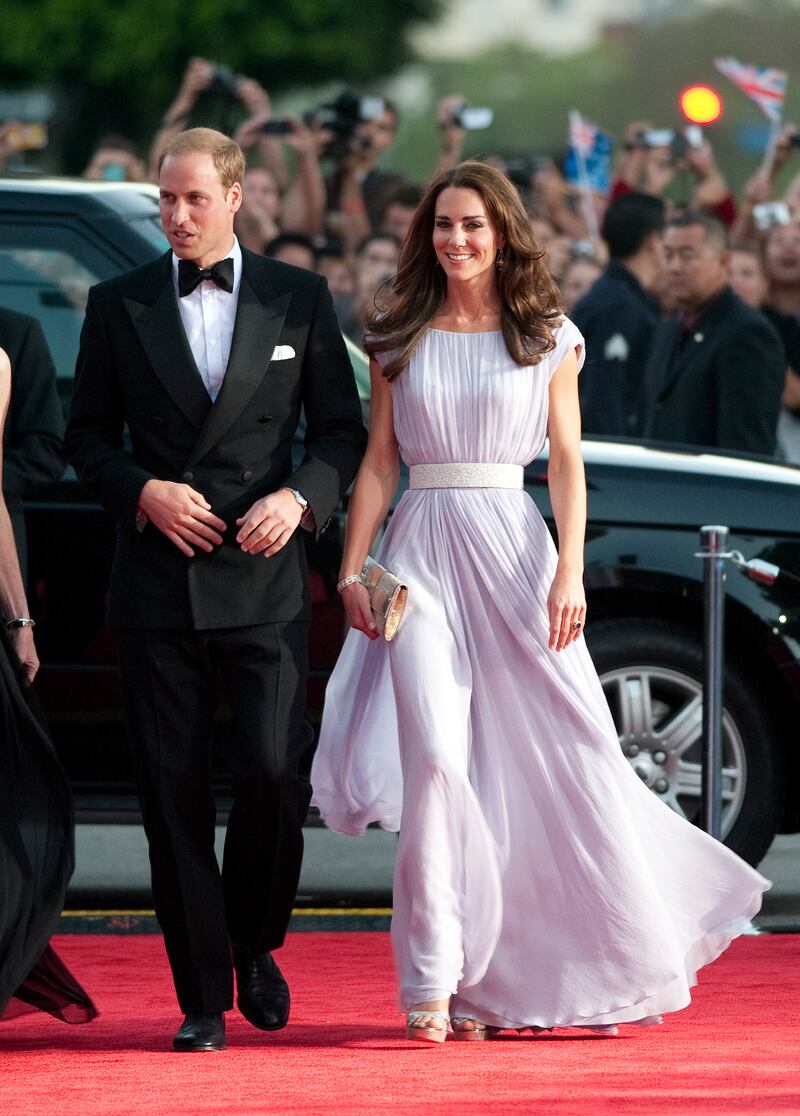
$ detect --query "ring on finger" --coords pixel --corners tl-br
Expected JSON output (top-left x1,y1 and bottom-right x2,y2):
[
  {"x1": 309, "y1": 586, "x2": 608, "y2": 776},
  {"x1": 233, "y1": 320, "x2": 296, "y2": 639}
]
[{"x1": 571, "y1": 620, "x2": 582, "y2": 631}]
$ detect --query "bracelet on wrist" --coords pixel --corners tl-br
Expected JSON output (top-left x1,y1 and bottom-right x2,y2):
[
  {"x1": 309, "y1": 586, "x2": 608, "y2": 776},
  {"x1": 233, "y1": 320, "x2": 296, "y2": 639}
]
[
  {"x1": 336, "y1": 573, "x2": 362, "y2": 593},
  {"x1": 5, "y1": 617, "x2": 35, "y2": 630}
]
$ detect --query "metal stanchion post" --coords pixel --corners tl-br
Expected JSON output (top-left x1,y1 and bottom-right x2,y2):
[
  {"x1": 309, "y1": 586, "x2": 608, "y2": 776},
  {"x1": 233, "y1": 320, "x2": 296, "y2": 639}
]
[{"x1": 698, "y1": 525, "x2": 728, "y2": 839}]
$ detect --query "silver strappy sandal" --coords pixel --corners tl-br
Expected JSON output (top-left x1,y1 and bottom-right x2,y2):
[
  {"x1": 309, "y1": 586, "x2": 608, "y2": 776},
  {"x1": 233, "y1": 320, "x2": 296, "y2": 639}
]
[
  {"x1": 405, "y1": 1009, "x2": 451, "y2": 1044},
  {"x1": 451, "y1": 1016, "x2": 496, "y2": 1041}
]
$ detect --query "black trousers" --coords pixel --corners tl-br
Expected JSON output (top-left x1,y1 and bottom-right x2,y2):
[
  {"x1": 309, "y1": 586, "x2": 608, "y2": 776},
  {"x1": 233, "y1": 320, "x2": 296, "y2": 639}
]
[{"x1": 117, "y1": 622, "x2": 314, "y2": 1014}]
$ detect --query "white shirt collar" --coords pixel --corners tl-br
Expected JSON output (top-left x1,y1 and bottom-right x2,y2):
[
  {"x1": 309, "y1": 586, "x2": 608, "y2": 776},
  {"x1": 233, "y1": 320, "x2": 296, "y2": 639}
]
[{"x1": 171, "y1": 235, "x2": 243, "y2": 295}]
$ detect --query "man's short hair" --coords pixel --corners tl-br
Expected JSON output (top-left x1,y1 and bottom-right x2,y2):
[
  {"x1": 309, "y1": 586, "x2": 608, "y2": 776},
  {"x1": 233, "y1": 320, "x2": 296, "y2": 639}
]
[
  {"x1": 356, "y1": 231, "x2": 401, "y2": 258},
  {"x1": 601, "y1": 193, "x2": 666, "y2": 261},
  {"x1": 379, "y1": 183, "x2": 423, "y2": 220},
  {"x1": 666, "y1": 209, "x2": 729, "y2": 252},
  {"x1": 264, "y1": 233, "x2": 317, "y2": 262},
  {"x1": 158, "y1": 127, "x2": 245, "y2": 191},
  {"x1": 93, "y1": 133, "x2": 140, "y2": 157}
]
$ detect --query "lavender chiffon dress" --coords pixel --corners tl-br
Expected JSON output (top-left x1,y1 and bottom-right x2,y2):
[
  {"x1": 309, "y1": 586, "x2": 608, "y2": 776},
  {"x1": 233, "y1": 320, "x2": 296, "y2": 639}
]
[{"x1": 311, "y1": 319, "x2": 769, "y2": 1029}]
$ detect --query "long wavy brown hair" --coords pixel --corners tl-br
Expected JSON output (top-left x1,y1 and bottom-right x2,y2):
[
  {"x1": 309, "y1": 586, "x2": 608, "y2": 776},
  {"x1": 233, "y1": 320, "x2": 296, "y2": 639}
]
[{"x1": 364, "y1": 161, "x2": 563, "y2": 380}]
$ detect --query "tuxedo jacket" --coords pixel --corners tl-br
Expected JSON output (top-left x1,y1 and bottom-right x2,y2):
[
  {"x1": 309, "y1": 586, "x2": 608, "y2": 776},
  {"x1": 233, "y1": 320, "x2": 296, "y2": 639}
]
[
  {"x1": 64, "y1": 249, "x2": 367, "y2": 629},
  {"x1": 642, "y1": 286, "x2": 784, "y2": 456}
]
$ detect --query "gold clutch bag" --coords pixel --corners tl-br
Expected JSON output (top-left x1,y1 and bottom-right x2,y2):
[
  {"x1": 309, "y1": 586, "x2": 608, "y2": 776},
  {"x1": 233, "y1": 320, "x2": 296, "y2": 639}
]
[{"x1": 361, "y1": 556, "x2": 408, "y2": 641}]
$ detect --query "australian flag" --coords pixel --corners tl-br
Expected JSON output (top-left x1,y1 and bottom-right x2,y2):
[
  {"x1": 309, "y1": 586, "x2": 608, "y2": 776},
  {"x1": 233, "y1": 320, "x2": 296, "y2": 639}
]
[{"x1": 565, "y1": 111, "x2": 613, "y2": 193}]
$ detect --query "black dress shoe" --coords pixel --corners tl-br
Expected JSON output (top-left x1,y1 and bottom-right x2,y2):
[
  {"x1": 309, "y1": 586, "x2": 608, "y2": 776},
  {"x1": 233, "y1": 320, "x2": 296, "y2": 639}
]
[
  {"x1": 172, "y1": 1012, "x2": 226, "y2": 1052},
  {"x1": 233, "y1": 948, "x2": 290, "y2": 1031}
]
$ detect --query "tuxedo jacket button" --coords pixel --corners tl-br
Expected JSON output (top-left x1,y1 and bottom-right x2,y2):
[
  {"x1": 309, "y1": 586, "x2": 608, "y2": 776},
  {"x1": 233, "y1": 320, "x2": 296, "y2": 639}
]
[
  {"x1": 182, "y1": 471, "x2": 194, "y2": 482},
  {"x1": 257, "y1": 414, "x2": 273, "y2": 423},
  {"x1": 153, "y1": 415, "x2": 165, "y2": 425},
  {"x1": 241, "y1": 470, "x2": 253, "y2": 482}
]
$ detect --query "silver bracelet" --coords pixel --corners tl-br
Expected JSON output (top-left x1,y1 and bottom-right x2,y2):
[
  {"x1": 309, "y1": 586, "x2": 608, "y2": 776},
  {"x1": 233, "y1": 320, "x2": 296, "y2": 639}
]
[
  {"x1": 336, "y1": 573, "x2": 362, "y2": 593},
  {"x1": 5, "y1": 617, "x2": 35, "y2": 629}
]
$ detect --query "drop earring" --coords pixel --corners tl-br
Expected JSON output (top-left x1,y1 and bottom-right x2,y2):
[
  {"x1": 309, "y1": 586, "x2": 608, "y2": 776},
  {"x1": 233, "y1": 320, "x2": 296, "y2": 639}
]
[{"x1": 495, "y1": 248, "x2": 505, "y2": 271}]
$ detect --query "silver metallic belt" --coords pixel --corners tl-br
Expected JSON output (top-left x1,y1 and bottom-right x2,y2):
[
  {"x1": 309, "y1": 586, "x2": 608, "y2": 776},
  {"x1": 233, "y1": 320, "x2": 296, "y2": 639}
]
[{"x1": 408, "y1": 463, "x2": 524, "y2": 489}]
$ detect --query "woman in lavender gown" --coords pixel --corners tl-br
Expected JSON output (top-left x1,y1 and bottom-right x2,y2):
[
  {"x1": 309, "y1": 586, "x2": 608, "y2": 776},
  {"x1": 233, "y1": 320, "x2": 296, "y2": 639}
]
[{"x1": 311, "y1": 162, "x2": 768, "y2": 1042}]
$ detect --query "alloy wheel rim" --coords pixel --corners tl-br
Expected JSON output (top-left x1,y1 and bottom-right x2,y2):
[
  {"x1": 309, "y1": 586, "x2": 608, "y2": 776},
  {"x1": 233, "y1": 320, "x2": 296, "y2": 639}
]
[{"x1": 599, "y1": 665, "x2": 747, "y2": 837}]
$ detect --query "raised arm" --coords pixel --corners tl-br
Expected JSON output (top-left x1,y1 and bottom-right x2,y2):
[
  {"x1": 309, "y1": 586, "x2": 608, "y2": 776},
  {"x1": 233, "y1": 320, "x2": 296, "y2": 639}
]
[
  {"x1": 280, "y1": 118, "x2": 326, "y2": 237},
  {"x1": 147, "y1": 57, "x2": 214, "y2": 181},
  {"x1": 546, "y1": 349, "x2": 586, "y2": 652}
]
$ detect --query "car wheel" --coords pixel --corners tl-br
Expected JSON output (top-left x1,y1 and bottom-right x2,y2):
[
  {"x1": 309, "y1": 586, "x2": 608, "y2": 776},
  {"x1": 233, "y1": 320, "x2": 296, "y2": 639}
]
[{"x1": 586, "y1": 619, "x2": 784, "y2": 867}]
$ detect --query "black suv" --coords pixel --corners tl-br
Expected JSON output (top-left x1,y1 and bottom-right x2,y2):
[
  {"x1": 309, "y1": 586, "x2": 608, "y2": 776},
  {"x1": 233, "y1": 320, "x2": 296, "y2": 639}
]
[{"x1": 2, "y1": 178, "x2": 799, "y2": 867}]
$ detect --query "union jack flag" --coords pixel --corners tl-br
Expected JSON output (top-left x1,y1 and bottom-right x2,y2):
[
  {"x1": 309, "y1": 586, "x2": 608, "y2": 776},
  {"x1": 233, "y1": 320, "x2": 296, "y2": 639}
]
[
  {"x1": 714, "y1": 57, "x2": 787, "y2": 123},
  {"x1": 568, "y1": 110, "x2": 599, "y2": 157}
]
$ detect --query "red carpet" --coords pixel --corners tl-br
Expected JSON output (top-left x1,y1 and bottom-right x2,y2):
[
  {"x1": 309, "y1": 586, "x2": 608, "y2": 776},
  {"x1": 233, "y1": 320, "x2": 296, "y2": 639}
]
[{"x1": 1, "y1": 933, "x2": 799, "y2": 1115}]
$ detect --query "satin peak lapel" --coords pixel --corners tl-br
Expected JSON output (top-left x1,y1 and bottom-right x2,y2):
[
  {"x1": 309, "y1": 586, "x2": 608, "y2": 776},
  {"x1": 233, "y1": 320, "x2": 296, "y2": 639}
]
[
  {"x1": 186, "y1": 278, "x2": 290, "y2": 465},
  {"x1": 123, "y1": 279, "x2": 211, "y2": 429}
]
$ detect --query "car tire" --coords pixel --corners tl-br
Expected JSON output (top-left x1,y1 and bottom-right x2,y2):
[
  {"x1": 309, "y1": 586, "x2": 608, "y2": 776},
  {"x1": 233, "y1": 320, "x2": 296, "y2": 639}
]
[{"x1": 585, "y1": 618, "x2": 784, "y2": 867}]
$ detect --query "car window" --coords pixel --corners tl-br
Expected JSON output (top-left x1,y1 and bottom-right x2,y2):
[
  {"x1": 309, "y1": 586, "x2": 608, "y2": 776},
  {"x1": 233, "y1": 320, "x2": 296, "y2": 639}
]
[
  {"x1": 0, "y1": 221, "x2": 120, "y2": 411},
  {"x1": 0, "y1": 240, "x2": 99, "y2": 411}
]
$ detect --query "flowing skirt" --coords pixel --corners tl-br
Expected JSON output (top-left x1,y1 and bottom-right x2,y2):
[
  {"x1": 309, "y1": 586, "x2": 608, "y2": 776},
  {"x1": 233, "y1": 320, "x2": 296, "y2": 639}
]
[{"x1": 312, "y1": 489, "x2": 769, "y2": 1026}]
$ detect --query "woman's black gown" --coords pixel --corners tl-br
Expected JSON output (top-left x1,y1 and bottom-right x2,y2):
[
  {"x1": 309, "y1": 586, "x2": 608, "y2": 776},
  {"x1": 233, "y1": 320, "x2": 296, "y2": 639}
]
[{"x1": 0, "y1": 627, "x2": 95, "y2": 1023}]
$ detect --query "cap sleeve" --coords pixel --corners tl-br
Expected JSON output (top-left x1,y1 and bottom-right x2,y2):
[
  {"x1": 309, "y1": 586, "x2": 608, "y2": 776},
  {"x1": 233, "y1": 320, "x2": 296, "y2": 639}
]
[
  {"x1": 371, "y1": 348, "x2": 398, "y2": 369},
  {"x1": 549, "y1": 316, "x2": 586, "y2": 379}
]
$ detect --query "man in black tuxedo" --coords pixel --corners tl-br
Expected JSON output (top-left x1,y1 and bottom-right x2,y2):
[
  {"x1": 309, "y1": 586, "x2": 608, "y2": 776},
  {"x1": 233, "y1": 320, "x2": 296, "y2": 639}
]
[
  {"x1": 0, "y1": 307, "x2": 65, "y2": 574},
  {"x1": 65, "y1": 129, "x2": 366, "y2": 1051},
  {"x1": 643, "y1": 211, "x2": 784, "y2": 456}
]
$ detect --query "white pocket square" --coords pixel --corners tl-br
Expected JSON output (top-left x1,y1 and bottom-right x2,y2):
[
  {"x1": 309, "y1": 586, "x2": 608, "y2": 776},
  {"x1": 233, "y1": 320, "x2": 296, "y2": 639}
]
[{"x1": 271, "y1": 345, "x2": 295, "y2": 361}]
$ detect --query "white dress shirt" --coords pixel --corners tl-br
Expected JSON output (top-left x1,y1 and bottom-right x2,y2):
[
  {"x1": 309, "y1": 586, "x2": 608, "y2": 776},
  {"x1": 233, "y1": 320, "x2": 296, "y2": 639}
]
[
  {"x1": 172, "y1": 236, "x2": 242, "y2": 401},
  {"x1": 157, "y1": 234, "x2": 314, "y2": 533}
]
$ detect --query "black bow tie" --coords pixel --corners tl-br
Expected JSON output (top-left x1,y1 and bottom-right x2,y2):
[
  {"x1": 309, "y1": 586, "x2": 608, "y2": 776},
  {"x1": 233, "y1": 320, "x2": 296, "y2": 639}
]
[{"x1": 178, "y1": 257, "x2": 234, "y2": 298}]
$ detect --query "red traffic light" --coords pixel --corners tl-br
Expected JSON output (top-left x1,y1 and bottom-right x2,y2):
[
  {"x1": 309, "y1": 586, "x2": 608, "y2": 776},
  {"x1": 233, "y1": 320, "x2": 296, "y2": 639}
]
[{"x1": 680, "y1": 85, "x2": 722, "y2": 125}]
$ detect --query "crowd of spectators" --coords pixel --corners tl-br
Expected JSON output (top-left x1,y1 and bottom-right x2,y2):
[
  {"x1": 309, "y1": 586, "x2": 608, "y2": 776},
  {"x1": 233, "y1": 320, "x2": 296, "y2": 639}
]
[{"x1": 3, "y1": 56, "x2": 800, "y2": 461}]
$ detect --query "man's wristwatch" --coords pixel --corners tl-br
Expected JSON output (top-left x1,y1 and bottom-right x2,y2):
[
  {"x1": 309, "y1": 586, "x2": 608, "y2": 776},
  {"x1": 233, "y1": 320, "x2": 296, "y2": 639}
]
[
  {"x1": 283, "y1": 487, "x2": 309, "y2": 511},
  {"x1": 5, "y1": 617, "x2": 35, "y2": 630}
]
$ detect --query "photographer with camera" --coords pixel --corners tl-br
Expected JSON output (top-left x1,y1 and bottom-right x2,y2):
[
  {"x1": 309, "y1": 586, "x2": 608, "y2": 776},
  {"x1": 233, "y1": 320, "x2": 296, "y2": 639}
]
[
  {"x1": 729, "y1": 124, "x2": 800, "y2": 246},
  {"x1": 232, "y1": 117, "x2": 327, "y2": 245},
  {"x1": 435, "y1": 94, "x2": 470, "y2": 174},
  {"x1": 234, "y1": 114, "x2": 326, "y2": 240},
  {"x1": 148, "y1": 58, "x2": 289, "y2": 193},
  {"x1": 318, "y1": 92, "x2": 405, "y2": 252},
  {"x1": 149, "y1": 58, "x2": 326, "y2": 244},
  {"x1": 147, "y1": 58, "x2": 216, "y2": 180},
  {"x1": 83, "y1": 134, "x2": 146, "y2": 183},
  {"x1": 613, "y1": 121, "x2": 735, "y2": 228},
  {"x1": 0, "y1": 120, "x2": 48, "y2": 174}
]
